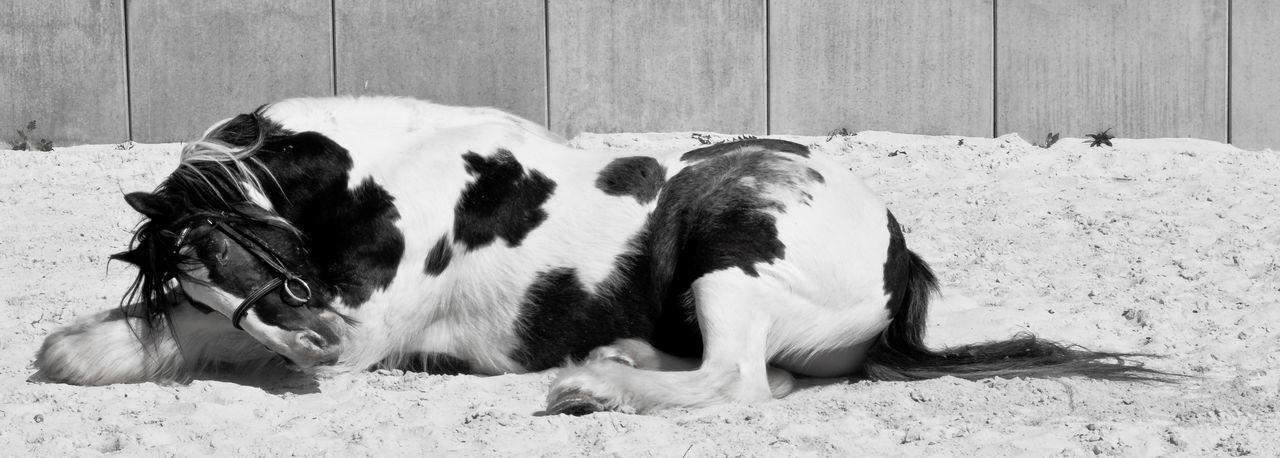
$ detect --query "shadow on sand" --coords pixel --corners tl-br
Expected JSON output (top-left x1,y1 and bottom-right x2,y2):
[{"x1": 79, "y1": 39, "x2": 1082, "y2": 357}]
[{"x1": 188, "y1": 359, "x2": 322, "y2": 395}]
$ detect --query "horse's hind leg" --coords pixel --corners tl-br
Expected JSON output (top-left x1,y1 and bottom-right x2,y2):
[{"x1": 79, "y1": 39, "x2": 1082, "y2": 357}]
[{"x1": 546, "y1": 270, "x2": 796, "y2": 414}]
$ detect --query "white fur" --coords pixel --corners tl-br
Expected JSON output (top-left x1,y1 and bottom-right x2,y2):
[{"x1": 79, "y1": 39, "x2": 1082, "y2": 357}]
[
  {"x1": 763, "y1": 155, "x2": 894, "y2": 374},
  {"x1": 32, "y1": 298, "x2": 271, "y2": 385},
  {"x1": 261, "y1": 96, "x2": 564, "y2": 191}
]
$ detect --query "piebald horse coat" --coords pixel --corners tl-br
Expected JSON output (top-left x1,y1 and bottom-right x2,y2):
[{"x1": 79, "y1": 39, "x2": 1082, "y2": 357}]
[{"x1": 35, "y1": 97, "x2": 1161, "y2": 414}]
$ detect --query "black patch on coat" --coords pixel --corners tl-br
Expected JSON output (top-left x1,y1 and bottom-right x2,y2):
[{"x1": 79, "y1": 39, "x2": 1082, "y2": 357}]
[
  {"x1": 511, "y1": 268, "x2": 653, "y2": 371},
  {"x1": 654, "y1": 151, "x2": 795, "y2": 278},
  {"x1": 680, "y1": 138, "x2": 810, "y2": 162},
  {"x1": 424, "y1": 236, "x2": 452, "y2": 276},
  {"x1": 453, "y1": 150, "x2": 557, "y2": 251},
  {"x1": 314, "y1": 178, "x2": 403, "y2": 305},
  {"x1": 595, "y1": 156, "x2": 666, "y2": 204},
  {"x1": 621, "y1": 143, "x2": 826, "y2": 358},
  {"x1": 249, "y1": 130, "x2": 405, "y2": 307}
]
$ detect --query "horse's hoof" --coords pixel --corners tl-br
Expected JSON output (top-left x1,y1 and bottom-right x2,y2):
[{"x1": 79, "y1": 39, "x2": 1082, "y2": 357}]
[{"x1": 545, "y1": 393, "x2": 606, "y2": 416}]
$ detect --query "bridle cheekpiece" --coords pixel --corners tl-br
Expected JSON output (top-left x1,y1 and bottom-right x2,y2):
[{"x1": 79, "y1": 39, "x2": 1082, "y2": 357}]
[{"x1": 178, "y1": 216, "x2": 312, "y2": 330}]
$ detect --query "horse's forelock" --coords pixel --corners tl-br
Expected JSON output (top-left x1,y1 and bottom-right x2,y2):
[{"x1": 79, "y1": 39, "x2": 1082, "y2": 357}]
[{"x1": 116, "y1": 217, "x2": 188, "y2": 333}]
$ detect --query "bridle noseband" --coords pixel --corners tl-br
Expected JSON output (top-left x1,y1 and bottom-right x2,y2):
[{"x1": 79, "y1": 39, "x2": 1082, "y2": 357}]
[{"x1": 180, "y1": 218, "x2": 313, "y2": 330}]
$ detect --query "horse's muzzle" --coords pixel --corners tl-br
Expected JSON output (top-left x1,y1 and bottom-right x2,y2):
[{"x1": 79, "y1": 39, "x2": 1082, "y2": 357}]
[
  {"x1": 269, "y1": 310, "x2": 345, "y2": 368},
  {"x1": 287, "y1": 329, "x2": 340, "y2": 367}
]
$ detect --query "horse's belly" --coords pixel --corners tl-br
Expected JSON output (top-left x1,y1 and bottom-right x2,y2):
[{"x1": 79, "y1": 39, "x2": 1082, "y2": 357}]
[{"x1": 772, "y1": 340, "x2": 877, "y2": 378}]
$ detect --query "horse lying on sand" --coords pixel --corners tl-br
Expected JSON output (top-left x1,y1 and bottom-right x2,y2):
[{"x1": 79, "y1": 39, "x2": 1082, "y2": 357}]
[{"x1": 33, "y1": 97, "x2": 1164, "y2": 414}]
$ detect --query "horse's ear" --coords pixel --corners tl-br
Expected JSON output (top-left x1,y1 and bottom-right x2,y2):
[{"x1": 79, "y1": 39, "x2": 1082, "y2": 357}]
[{"x1": 124, "y1": 192, "x2": 176, "y2": 219}]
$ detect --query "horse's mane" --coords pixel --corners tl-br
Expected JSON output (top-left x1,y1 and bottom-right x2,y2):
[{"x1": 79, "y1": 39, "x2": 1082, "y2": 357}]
[{"x1": 116, "y1": 109, "x2": 296, "y2": 333}]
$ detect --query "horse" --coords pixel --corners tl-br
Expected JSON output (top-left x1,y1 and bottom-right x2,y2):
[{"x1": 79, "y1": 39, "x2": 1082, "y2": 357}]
[{"x1": 33, "y1": 96, "x2": 1164, "y2": 414}]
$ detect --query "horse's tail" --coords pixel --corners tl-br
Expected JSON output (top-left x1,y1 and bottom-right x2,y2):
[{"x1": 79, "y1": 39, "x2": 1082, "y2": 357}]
[{"x1": 864, "y1": 249, "x2": 1171, "y2": 382}]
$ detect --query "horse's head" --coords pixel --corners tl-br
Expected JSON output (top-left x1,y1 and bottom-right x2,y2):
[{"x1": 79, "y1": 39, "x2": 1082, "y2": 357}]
[{"x1": 114, "y1": 178, "x2": 347, "y2": 368}]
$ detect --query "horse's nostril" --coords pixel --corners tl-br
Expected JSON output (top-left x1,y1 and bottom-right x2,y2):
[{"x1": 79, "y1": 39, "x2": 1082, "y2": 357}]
[{"x1": 298, "y1": 331, "x2": 328, "y2": 350}]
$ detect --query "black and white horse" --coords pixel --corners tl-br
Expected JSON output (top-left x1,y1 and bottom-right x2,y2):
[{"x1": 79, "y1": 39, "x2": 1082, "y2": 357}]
[{"x1": 34, "y1": 97, "x2": 1161, "y2": 414}]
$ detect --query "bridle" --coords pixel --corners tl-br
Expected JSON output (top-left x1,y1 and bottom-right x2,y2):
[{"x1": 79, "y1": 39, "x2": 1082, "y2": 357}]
[{"x1": 177, "y1": 217, "x2": 313, "y2": 330}]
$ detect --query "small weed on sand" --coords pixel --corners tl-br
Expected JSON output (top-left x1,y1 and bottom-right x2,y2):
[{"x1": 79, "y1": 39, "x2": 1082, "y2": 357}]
[
  {"x1": 691, "y1": 133, "x2": 759, "y2": 145},
  {"x1": 1036, "y1": 132, "x2": 1061, "y2": 149},
  {"x1": 8, "y1": 120, "x2": 53, "y2": 151},
  {"x1": 1086, "y1": 129, "x2": 1115, "y2": 147},
  {"x1": 826, "y1": 127, "x2": 854, "y2": 142}
]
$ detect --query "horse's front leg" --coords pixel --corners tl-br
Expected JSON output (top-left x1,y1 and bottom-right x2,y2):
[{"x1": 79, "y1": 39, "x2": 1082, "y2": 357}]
[
  {"x1": 32, "y1": 296, "x2": 267, "y2": 385},
  {"x1": 582, "y1": 338, "x2": 699, "y2": 371}
]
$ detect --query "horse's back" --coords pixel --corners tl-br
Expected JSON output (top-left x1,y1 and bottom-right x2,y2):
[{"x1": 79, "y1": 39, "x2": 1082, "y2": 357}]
[{"x1": 258, "y1": 96, "x2": 563, "y2": 153}]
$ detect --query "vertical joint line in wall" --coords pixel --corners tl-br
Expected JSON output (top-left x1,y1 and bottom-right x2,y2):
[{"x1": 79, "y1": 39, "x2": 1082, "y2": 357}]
[
  {"x1": 331, "y1": 0, "x2": 338, "y2": 96},
  {"x1": 991, "y1": 0, "x2": 998, "y2": 138},
  {"x1": 123, "y1": 0, "x2": 133, "y2": 141},
  {"x1": 544, "y1": 0, "x2": 551, "y2": 130},
  {"x1": 765, "y1": 0, "x2": 771, "y2": 135},
  {"x1": 1226, "y1": 0, "x2": 1232, "y2": 144}
]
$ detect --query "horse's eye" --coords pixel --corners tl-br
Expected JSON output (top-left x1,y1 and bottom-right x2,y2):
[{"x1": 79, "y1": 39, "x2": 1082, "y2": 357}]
[
  {"x1": 214, "y1": 239, "x2": 230, "y2": 264},
  {"x1": 197, "y1": 236, "x2": 232, "y2": 264}
]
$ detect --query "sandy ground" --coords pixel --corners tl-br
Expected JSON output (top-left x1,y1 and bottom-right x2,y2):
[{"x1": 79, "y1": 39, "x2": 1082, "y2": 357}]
[{"x1": 0, "y1": 131, "x2": 1277, "y2": 456}]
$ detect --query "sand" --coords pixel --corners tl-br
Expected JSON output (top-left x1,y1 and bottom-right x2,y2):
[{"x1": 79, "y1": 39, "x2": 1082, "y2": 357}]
[{"x1": 1, "y1": 132, "x2": 1276, "y2": 456}]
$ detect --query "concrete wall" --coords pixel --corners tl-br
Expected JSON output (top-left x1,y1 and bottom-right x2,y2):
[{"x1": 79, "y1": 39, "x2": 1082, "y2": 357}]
[{"x1": 2, "y1": 0, "x2": 1274, "y2": 148}]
